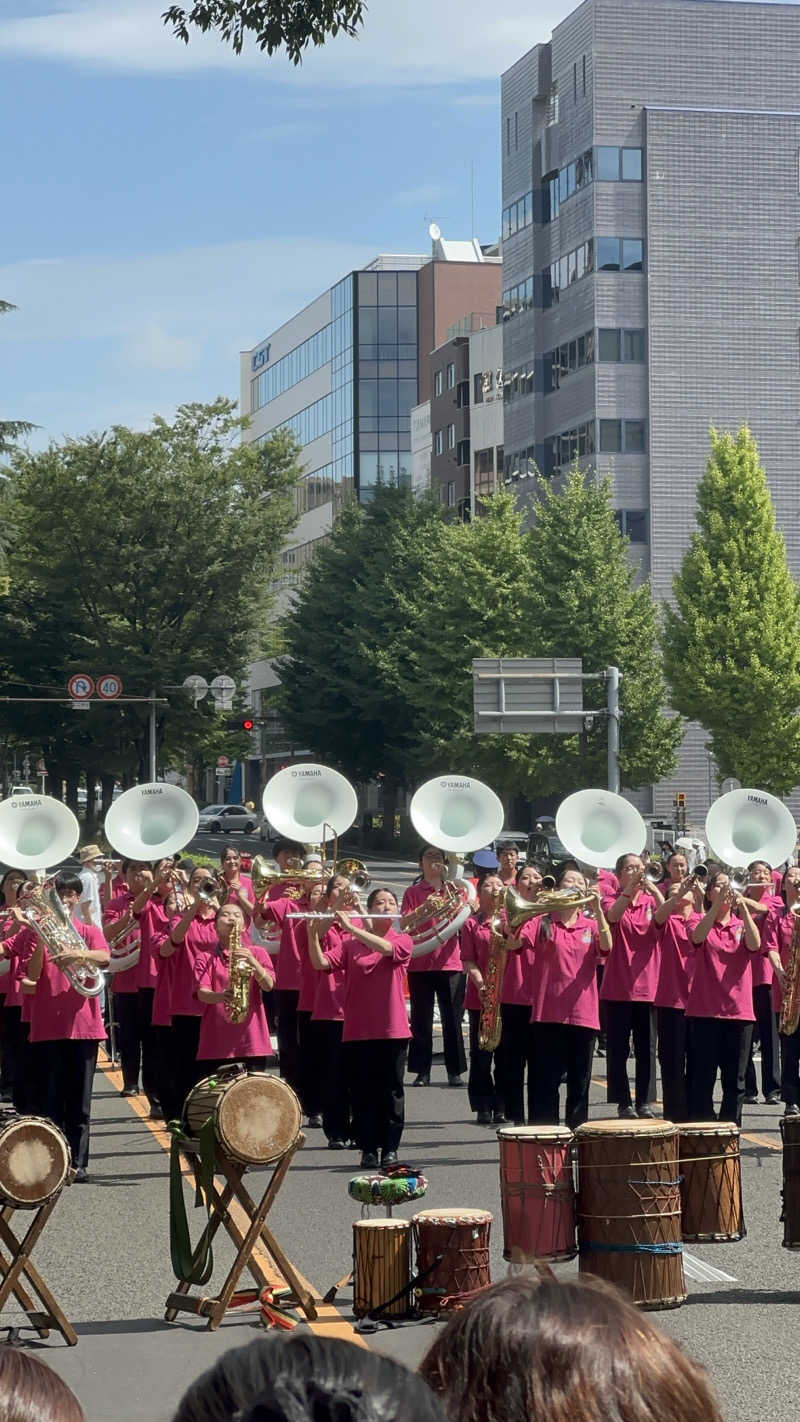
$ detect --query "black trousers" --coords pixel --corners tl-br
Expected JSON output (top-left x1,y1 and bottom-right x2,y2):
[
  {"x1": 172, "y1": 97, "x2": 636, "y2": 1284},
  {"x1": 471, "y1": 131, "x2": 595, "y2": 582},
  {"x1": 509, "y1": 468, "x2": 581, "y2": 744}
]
[
  {"x1": 297, "y1": 1008, "x2": 322, "y2": 1118},
  {"x1": 467, "y1": 1008, "x2": 503, "y2": 1115},
  {"x1": 782, "y1": 1023, "x2": 800, "y2": 1107},
  {"x1": 528, "y1": 1021, "x2": 595, "y2": 1129},
  {"x1": 688, "y1": 1016, "x2": 753, "y2": 1127},
  {"x1": 137, "y1": 988, "x2": 161, "y2": 1105},
  {"x1": 29, "y1": 1039, "x2": 98, "y2": 1169},
  {"x1": 345, "y1": 1038, "x2": 407, "y2": 1156},
  {"x1": 3, "y1": 1007, "x2": 32, "y2": 1115},
  {"x1": 308, "y1": 1018, "x2": 351, "y2": 1143},
  {"x1": 154, "y1": 1025, "x2": 182, "y2": 1125},
  {"x1": 604, "y1": 1000, "x2": 656, "y2": 1109},
  {"x1": 113, "y1": 990, "x2": 142, "y2": 1092},
  {"x1": 408, "y1": 971, "x2": 466, "y2": 1079},
  {"x1": 275, "y1": 989, "x2": 301, "y2": 1098},
  {"x1": 744, "y1": 984, "x2": 780, "y2": 1098},
  {"x1": 167, "y1": 1014, "x2": 204, "y2": 1122},
  {"x1": 657, "y1": 1006, "x2": 689, "y2": 1123},
  {"x1": 498, "y1": 1003, "x2": 530, "y2": 1124}
]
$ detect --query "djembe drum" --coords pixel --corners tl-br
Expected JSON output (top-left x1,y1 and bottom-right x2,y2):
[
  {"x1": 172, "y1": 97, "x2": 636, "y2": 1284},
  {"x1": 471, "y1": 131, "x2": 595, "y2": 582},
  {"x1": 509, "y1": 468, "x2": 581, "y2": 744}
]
[
  {"x1": 353, "y1": 1219, "x2": 411, "y2": 1318},
  {"x1": 183, "y1": 1069, "x2": 301, "y2": 1165},
  {"x1": 575, "y1": 1120, "x2": 685, "y2": 1310},
  {"x1": 497, "y1": 1126, "x2": 576, "y2": 1263},
  {"x1": 0, "y1": 1115, "x2": 70, "y2": 1208},
  {"x1": 780, "y1": 1113, "x2": 800, "y2": 1249},
  {"x1": 679, "y1": 1122, "x2": 744, "y2": 1243},
  {"x1": 412, "y1": 1208, "x2": 492, "y2": 1314}
]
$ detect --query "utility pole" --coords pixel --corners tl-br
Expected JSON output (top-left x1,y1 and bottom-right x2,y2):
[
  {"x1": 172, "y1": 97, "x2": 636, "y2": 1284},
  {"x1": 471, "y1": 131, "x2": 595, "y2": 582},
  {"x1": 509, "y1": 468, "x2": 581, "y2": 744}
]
[{"x1": 606, "y1": 665, "x2": 621, "y2": 795}]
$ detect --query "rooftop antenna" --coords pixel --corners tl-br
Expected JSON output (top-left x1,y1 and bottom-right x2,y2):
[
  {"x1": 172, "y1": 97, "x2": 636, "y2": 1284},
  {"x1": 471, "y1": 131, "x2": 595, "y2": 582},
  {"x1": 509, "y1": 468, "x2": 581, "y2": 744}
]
[
  {"x1": 428, "y1": 221, "x2": 441, "y2": 255},
  {"x1": 471, "y1": 160, "x2": 476, "y2": 241}
]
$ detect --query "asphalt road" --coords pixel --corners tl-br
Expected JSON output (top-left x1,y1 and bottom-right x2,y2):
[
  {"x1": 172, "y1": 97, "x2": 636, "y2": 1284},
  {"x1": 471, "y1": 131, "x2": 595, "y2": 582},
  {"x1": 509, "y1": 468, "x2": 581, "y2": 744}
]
[{"x1": 10, "y1": 848, "x2": 800, "y2": 1422}]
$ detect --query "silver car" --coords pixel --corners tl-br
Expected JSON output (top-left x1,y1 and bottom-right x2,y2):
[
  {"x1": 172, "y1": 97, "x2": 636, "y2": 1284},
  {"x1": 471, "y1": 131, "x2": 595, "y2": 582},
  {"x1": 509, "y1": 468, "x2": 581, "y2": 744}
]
[{"x1": 196, "y1": 803, "x2": 257, "y2": 834}]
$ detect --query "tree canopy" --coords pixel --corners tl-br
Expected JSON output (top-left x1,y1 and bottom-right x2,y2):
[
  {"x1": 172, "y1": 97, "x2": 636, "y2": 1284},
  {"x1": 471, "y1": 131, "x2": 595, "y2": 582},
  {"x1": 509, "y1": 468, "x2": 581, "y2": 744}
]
[
  {"x1": 663, "y1": 425, "x2": 800, "y2": 794},
  {"x1": 0, "y1": 302, "x2": 35, "y2": 455},
  {"x1": 162, "y1": 0, "x2": 366, "y2": 62}
]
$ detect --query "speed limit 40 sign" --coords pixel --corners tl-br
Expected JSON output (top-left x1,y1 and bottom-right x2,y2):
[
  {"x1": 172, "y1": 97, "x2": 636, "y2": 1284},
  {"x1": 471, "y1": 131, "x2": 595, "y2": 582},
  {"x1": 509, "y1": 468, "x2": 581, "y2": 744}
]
[{"x1": 96, "y1": 674, "x2": 123, "y2": 700}]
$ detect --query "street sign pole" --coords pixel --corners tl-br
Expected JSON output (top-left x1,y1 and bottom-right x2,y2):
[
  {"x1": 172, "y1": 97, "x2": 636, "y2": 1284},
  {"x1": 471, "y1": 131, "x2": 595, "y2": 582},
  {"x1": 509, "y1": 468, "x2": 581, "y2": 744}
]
[
  {"x1": 149, "y1": 689, "x2": 157, "y2": 782},
  {"x1": 606, "y1": 664, "x2": 621, "y2": 795}
]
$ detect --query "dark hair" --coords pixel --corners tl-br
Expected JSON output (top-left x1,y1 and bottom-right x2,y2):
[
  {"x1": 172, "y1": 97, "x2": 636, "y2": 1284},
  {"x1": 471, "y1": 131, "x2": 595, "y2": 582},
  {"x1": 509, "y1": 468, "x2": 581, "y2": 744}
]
[
  {"x1": 419, "y1": 1274, "x2": 723, "y2": 1422},
  {"x1": 0, "y1": 869, "x2": 25, "y2": 897},
  {"x1": 172, "y1": 1333, "x2": 445, "y2": 1422},
  {"x1": 515, "y1": 864, "x2": 540, "y2": 885},
  {"x1": 614, "y1": 852, "x2": 643, "y2": 875},
  {"x1": 366, "y1": 887, "x2": 398, "y2": 912},
  {"x1": 476, "y1": 870, "x2": 503, "y2": 894},
  {"x1": 666, "y1": 850, "x2": 687, "y2": 866},
  {"x1": 748, "y1": 859, "x2": 772, "y2": 874},
  {"x1": 704, "y1": 868, "x2": 730, "y2": 908},
  {"x1": 53, "y1": 872, "x2": 83, "y2": 895},
  {"x1": 554, "y1": 861, "x2": 585, "y2": 887},
  {"x1": 220, "y1": 845, "x2": 241, "y2": 863},
  {"x1": 0, "y1": 1345, "x2": 85, "y2": 1422},
  {"x1": 272, "y1": 840, "x2": 304, "y2": 859},
  {"x1": 180, "y1": 858, "x2": 197, "y2": 876}
]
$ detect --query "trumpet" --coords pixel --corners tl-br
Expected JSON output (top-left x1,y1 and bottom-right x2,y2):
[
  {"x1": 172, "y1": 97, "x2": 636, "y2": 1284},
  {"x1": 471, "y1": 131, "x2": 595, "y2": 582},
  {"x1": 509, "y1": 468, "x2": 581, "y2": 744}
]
[{"x1": 196, "y1": 873, "x2": 227, "y2": 905}]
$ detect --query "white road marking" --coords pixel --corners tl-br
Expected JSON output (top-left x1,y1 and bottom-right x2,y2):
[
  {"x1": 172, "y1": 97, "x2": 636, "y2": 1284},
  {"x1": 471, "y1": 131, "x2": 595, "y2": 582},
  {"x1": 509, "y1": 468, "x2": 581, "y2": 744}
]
[{"x1": 683, "y1": 1251, "x2": 737, "y2": 1283}]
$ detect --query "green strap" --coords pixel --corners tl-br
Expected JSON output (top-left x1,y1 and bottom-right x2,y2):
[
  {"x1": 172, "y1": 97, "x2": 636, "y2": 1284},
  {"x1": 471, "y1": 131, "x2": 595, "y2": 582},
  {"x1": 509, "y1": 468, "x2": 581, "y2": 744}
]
[{"x1": 169, "y1": 1116, "x2": 218, "y2": 1286}]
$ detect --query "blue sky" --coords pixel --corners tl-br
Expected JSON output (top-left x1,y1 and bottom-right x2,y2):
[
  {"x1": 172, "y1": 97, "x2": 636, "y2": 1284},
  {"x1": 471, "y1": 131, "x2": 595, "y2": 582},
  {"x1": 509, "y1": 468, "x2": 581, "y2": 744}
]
[{"x1": 0, "y1": 0, "x2": 561, "y2": 448}]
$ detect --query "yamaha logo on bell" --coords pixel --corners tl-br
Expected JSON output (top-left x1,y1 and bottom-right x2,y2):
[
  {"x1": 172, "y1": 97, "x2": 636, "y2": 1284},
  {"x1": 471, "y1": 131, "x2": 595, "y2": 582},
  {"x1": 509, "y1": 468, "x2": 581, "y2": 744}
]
[
  {"x1": 291, "y1": 769, "x2": 321, "y2": 777},
  {"x1": 141, "y1": 788, "x2": 164, "y2": 796},
  {"x1": 747, "y1": 794, "x2": 767, "y2": 805}
]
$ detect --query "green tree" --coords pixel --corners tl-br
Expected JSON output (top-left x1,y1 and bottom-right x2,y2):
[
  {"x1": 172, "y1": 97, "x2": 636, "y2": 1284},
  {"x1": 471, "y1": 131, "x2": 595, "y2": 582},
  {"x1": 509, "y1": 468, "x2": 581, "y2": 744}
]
[
  {"x1": 663, "y1": 425, "x2": 800, "y2": 793},
  {"x1": 0, "y1": 302, "x2": 35, "y2": 454},
  {"x1": 162, "y1": 0, "x2": 365, "y2": 62},
  {"x1": 1, "y1": 398, "x2": 301, "y2": 808}
]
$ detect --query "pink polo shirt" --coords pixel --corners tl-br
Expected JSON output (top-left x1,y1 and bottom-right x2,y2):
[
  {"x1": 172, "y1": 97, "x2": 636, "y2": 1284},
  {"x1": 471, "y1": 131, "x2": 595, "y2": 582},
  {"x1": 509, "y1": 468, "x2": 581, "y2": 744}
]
[
  {"x1": 168, "y1": 911, "x2": 218, "y2": 1017},
  {"x1": 460, "y1": 915, "x2": 492, "y2": 1012},
  {"x1": 194, "y1": 944, "x2": 274, "y2": 1060},
  {"x1": 261, "y1": 895, "x2": 306, "y2": 992},
  {"x1": 655, "y1": 912, "x2": 696, "y2": 1011},
  {"x1": 686, "y1": 914, "x2": 755, "y2": 1021},
  {"x1": 104, "y1": 890, "x2": 140, "y2": 994},
  {"x1": 136, "y1": 896, "x2": 169, "y2": 991},
  {"x1": 219, "y1": 874, "x2": 255, "y2": 915},
  {"x1": 763, "y1": 906, "x2": 795, "y2": 1013},
  {"x1": 310, "y1": 924, "x2": 345, "y2": 1021},
  {"x1": 28, "y1": 921, "x2": 107, "y2": 1043},
  {"x1": 527, "y1": 914, "x2": 603, "y2": 1030},
  {"x1": 401, "y1": 881, "x2": 463, "y2": 973},
  {"x1": 749, "y1": 892, "x2": 781, "y2": 988},
  {"x1": 599, "y1": 893, "x2": 660, "y2": 1003},
  {"x1": 324, "y1": 930, "x2": 413, "y2": 1042},
  {"x1": 597, "y1": 870, "x2": 620, "y2": 899}
]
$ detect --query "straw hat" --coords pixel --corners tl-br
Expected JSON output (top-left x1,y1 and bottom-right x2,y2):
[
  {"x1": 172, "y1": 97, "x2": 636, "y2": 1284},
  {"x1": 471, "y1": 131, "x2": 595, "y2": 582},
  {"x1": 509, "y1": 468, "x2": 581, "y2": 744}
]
[{"x1": 78, "y1": 844, "x2": 103, "y2": 864}]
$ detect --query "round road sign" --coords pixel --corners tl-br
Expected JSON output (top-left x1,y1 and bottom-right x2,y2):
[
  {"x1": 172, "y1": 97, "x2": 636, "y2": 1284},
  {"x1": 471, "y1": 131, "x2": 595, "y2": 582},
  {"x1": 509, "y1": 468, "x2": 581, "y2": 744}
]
[
  {"x1": 97, "y1": 674, "x2": 123, "y2": 700},
  {"x1": 68, "y1": 673, "x2": 95, "y2": 699}
]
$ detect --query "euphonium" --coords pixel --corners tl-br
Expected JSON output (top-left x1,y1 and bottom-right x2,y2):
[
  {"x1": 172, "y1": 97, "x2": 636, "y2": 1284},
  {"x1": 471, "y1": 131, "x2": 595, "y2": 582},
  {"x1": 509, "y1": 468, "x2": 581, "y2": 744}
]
[
  {"x1": 20, "y1": 879, "x2": 104, "y2": 999},
  {"x1": 332, "y1": 857, "x2": 371, "y2": 891},
  {"x1": 780, "y1": 906, "x2": 800, "y2": 1036},
  {"x1": 504, "y1": 884, "x2": 594, "y2": 931},
  {"x1": 251, "y1": 855, "x2": 320, "y2": 902},
  {"x1": 225, "y1": 917, "x2": 252, "y2": 1025}
]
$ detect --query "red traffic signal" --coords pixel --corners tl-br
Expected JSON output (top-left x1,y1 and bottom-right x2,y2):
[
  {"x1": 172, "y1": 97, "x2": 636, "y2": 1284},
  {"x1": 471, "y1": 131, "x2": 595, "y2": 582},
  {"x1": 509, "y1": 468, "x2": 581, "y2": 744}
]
[
  {"x1": 242, "y1": 718, "x2": 255, "y2": 732},
  {"x1": 226, "y1": 716, "x2": 256, "y2": 732}
]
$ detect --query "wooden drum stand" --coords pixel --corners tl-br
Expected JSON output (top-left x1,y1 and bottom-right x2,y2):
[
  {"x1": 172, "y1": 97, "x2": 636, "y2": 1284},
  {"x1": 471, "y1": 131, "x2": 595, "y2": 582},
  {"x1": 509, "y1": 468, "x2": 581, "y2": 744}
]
[{"x1": 0, "y1": 1115, "x2": 76, "y2": 1346}]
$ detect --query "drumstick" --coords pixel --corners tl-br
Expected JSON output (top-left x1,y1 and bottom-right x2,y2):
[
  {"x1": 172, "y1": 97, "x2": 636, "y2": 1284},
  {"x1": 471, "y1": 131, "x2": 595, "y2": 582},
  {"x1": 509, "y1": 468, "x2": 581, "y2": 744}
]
[{"x1": 366, "y1": 1252, "x2": 445, "y2": 1322}]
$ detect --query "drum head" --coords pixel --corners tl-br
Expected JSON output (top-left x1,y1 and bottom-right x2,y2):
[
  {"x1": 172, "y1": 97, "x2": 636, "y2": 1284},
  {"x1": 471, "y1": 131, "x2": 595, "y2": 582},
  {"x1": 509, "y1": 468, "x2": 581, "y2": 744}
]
[
  {"x1": 414, "y1": 1208, "x2": 493, "y2": 1225},
  {"x1": 216, "y1": 1073, "x2": 301, "y2": 1165},
  {"x1": 576, "y1": 1119, "x2": 677, "y2": 1138},
  {"x1": 0, "y1": 1118, "x2": 70, "y2": 1207},
  {"x1": 354, "y1": 1219, "x2": 410, "y2": 1234},
  {"x1": 497, "y1": 1125, "x2": 573, "y2": 1143},
  {"x1": 680, "y1": 1121, "x2": 738, "y2": 1136}
]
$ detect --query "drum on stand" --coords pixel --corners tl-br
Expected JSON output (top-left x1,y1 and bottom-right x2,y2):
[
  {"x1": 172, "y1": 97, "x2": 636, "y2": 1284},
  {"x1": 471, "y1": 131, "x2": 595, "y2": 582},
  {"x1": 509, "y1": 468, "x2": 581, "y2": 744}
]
[
  {"x1": 0, "y1": 1116, "x2": 70, "y2": 1208},
  {"x1": 574, "y1": 1120, "x2": 686, "y2": 1310},
  {"x1": 412, "y1": 1208, "x2": 492, "y2": 1314},
  {"x1": 352, "y1": 1219, "x2": 411, "y2": 1319},
  {"x1": 780, "y1": 1113, "x2": 800, "y2": 1249},
  {"x1": 497, "y1": 1126, "x2": 576, "y2": 1263},
  {"x1": 183, "y1": 1069, "x2": 301, "y2": 1166},
  {"x1": 679, "y1": 1122, "x2": 744, "y2": 1243}
]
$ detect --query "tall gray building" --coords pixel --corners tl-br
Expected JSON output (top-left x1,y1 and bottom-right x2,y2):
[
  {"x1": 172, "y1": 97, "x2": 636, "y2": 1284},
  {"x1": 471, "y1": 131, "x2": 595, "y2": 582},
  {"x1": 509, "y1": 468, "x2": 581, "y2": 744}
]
[{"x1": 501, "y1": 0, "x2": 800, "y2": 820}]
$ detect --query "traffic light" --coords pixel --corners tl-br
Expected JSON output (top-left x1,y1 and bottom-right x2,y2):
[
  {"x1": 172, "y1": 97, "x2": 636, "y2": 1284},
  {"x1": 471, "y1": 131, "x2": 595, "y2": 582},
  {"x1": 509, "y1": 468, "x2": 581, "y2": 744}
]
[{"x1": 226, "y1": 717, "x2": 255, "y2": 732}]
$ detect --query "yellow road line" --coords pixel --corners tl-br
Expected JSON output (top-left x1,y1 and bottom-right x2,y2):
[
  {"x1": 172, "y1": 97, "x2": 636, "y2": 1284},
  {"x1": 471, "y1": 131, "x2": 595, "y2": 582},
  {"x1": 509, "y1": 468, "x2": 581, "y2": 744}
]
[
  {"x1": 97, "y1": 1055, "x2": 364, "y2": 1344},
  {"x1": 741, "y1": 1130, "x2": 781, "y2": 1151}
]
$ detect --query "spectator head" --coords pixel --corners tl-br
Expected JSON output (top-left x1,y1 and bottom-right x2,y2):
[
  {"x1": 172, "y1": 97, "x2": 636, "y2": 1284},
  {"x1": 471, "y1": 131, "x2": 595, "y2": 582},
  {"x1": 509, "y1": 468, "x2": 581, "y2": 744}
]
[
  {"x1": 172, "y1": 1333, "x2": 445, "y2": 1422},
  {"x1": 419, "y1": 1274, "x2": 723, "y2": 1422},
  {"x1": 0, "y1": 1345, "x2": 85, "y2": 1421}
]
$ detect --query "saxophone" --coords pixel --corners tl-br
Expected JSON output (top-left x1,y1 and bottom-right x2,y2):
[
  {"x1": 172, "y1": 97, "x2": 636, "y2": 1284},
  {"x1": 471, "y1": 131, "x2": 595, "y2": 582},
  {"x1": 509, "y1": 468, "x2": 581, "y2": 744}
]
[
  {"x1": 478, "y1": 909, "x2": 509, "y2": 1052},
  {"x1": 225, "y1": 917, "x2": 253, "y2": 1024},
  {"x1": 780, "y1": 907, "x2": 800, "y2": 1036},
  {"x1": 21, "y1": 879, "x2": 105, "y2": 999}
]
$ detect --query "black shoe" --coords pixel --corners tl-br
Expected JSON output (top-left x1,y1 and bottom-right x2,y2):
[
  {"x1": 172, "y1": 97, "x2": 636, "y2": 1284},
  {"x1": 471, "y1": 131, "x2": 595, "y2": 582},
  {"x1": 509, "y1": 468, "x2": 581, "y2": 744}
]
[
  {"x1": 493, "y1": 1113, "x2": 509, "y2": 1125},
  {"x1": 785, "y1": 1104, "x2": 800, "y2": 1117},
  {"x1": 307, "y1": 1114, "x2": 323, "y2": 1128},
  {"x1": 360, "y1": 1151, "x2": 379, "y2": 1169},
  {"x1": 743, "y1": 1093, "x2": 759, "y2": 1105},
  {"x1": 121, "y1": 1086, "x2": 138, "y2": 1097},
  {"x1": 636, "y1": 1105, "x2": 655, "y2": 1119},
  {"x1": 476, "y1": 1111, "x2": 493, "y2": 1125},
  {"x1": 381, "y1": 1150, "x2": 398, "y2": 1168},
  {"x1": 412, "y1": 1074, "x2": 430, "y2": 1087},
  {"x1": 74, "y1": 1168, "x2": 88, "y2": 1183},
  {"x1": 765, "y1": 1092, "x2": 782, "y2": 1106},
  {"x1": 618, "y1": 1105, "x2": 637, "y2": 1120},
  {"x1": 448, "y1": 1074, "x2": 465, "y2": 1087},
  {"x1": 327, "y1": 1138, "x2": 346, "y2": 1150},
  {"x1": 149, "y1": 1105, "x2": 164, "y2": 1121}
]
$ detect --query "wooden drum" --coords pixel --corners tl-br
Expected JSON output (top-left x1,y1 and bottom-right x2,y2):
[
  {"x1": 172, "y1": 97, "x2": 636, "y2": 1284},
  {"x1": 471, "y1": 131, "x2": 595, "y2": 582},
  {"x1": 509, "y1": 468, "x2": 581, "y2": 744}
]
[
  {"x1": 0, "y1": 1116, "x2": 70, "y2": 1209},
  {"x1": 353, "y1": 1219, "x2": 411, "y2": 1318},
  {"x1": 497, "y1": 1126, "x2": 576, "y2": 1263},
  {"x1": 679, "y1": 1122, "x2": 744, "y2": 1243},
  {"x1": 412, "y1": 1207, "x2": 492, "y2": 1314},
  {"x1": 780, "y1": 1113, "x2": 800, "y2": 1249},
  {"x1": 183, "y1": 1069, "x2": 301, "y2": 1166},
  {"x1": 575, "y1": 1120, "x2": 686, "y2": 1310}
]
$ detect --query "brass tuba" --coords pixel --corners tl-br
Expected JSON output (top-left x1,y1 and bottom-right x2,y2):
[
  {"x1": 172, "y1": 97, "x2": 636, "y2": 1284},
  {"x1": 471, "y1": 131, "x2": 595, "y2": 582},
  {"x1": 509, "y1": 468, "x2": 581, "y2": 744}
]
[{"x1": 21, "y1": 878, "x2": 105, "y2": 999}]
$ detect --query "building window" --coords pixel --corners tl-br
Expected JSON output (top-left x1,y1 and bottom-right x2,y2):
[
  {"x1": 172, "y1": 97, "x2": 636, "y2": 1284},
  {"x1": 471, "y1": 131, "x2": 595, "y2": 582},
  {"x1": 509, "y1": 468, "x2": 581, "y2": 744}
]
[
  {"x1": 447, "y1": 362, "x2": 456, "y2": 389},
  {"x1": 514, "y1": 111, "x2": 519, "y2": 149},
  {"x1": 447, "y1": 481, "x2": 456, "y2": 506},
  {"x1": 624, "y1": 419, "x2": 647, "y2": 452},
  {"x1": 597, "y1": 328, "x2": 647, "y2": 362},
  {"x1": 573, "y1": 61, "x2": 577, "y2": 101},
  {"x1": 434, "y1": 369, "x2": 443, "y2": 397},
  {"x1": 473, "y1": 373, "x2": 484, "y2": 404},
  {"x1": 616, "y1": 509, "x2": 648, "y2": 541},
  {"x1": 598, "y1": 419, "x2": 647, "y2": 454},
  {"x1": 582, "y1": 54, "x2": 586, "y2": 95},
  {"x1": 622, "y1": 238, "x2": 644, "y2": 271},
  {"x1": 623, "y1": 329, "x2": 646, "y2": 361},
  {"x1": 622, "y1": 147, "x2": 643, "y2": 181},
  {"x1": 506, "y1": 116, "x2": 511, "y2": 154},
  {"x1": 597, "y1": 237, "x2": 621, "y2": 272},
  {"x1": 434, "y1": 429, "x2": 443, "y2": 455},
  {"x1": 598, "y1": 328, "x2": 621, "y2": 361},
  {"x1": 596, "y1": 146, "x2": 620, "y2": 181},
  {"x1": 448, "y1": 423, "x2": 456, "y2": 449},
  {"x1": 599, "y1": 419, "x2": 622, "y2": 453}
]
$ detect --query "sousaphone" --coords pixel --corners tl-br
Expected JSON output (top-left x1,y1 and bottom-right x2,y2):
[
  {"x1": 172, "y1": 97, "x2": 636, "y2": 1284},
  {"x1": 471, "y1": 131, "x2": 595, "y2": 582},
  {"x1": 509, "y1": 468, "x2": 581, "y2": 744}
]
[
  {"x1": 555, "y1": 788, "x2": 647, "y2": 868},
  {"x1": 103, "y1": 783, "x2": 200, "y2": 972},
  {"x1": 705, "y1": 788, "x2": 797, "y2": 875},
  {"x1": 407, "y1": 774, "x2": 504, "y2": 957}
]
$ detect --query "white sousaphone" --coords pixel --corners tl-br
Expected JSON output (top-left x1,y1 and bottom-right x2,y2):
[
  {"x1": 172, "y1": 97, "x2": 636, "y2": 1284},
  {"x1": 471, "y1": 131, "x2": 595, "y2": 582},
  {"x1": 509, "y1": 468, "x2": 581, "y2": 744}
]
[
  {"x1": 0, "y1": 793, "x2": 99, "y2": 992},
  {"x1": 103, "y1": 783, "x2": 200, "y2": 973},
  {"x1": 555, "y1": 788, "x2": 647, "y2": 869},
  {"x1": 257, "y1": 764, "x2": 360, "y2": 953},
  {"x1": 407, "y1": 774, "x2": 504, "y2": 957},
  {"x1": 705, "y1": 788, "x2": 797, "y2": 883}
]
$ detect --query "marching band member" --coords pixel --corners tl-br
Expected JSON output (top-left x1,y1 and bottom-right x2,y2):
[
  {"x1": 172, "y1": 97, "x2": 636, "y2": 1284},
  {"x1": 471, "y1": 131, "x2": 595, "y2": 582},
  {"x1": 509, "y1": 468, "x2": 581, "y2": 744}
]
[
  {"x1": 103, "y1": 860, "x2": 158, "y2": 1102},
  {"x1": 254, "y1": 839, "x2": 308, "y2": 1101},
  {"x1": 661, "y1": 850, "x2": 689, "y2": 892},
  {"x1": 526, "y1": 866, "x2": 611, "y2": 1129},
  {"x1": 0, "y1": 869, "x2": 27, "y2": 1106},
  {"x1": 765, "y1": 866, "x2": 800, "y2": 1115},
  {"x1": 309, "y1": 888, "x2": 412, "y2": 1170},
  {"x1": 742, "y1": 860, "x2": 782, "y2": 1105},
  {"x1": 160, "y1": 865, "x2": 221, "y2": 1120},
  {"x1": 194, "y1": 903, "x2": 274, "y2": 1073},
  {"x1": 132, "y1": 858, "x2": 174, "y2": 1121},
  {"x1": 296, "y1": 877, "x2": 327, "y2": 1129},
  {"x1": 497, "y1": 844, "x2": 520, "y2": 887},
  {"x1": 686, "y1": 871, "x2": 760, "y2": 1126},
  {"x1": 218, "y1": 846, "x2": 255, "y2": 919},
  {"x1": 402, "y1": 846, "x2": 467, "y2": 1089},
  {"x1": 495, "y1": 866, "x2": 540, "y2": 1124},
  {"x1": 461, "y1": 874, "x2": 507, "y2": 1126},
  {"x1": 601, "y1": 854, "x2": 664, "y2": 1119},
  {"x1": 307, "y1": 876, "x2": 354, "y2": 1149},
  {"x1": 23, "y1": 872, "x2": 109, "y2": 1181},
  {"x1": 654, "y1": 875, "x2": 704, "y2": 1122}
]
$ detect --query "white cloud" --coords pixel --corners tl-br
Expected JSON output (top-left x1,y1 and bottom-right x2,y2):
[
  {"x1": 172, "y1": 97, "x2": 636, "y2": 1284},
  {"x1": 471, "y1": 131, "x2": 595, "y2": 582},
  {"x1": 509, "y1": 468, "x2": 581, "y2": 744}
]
[
  {"x1": 0, "y1": 0, "x2": 560, "y2": 82},
  {"x1": 390, "y1": 183, "x2": 456, "y2": 208},
  {"x1": 121, "y1": 319, "x2": 197, "y2": 371}
]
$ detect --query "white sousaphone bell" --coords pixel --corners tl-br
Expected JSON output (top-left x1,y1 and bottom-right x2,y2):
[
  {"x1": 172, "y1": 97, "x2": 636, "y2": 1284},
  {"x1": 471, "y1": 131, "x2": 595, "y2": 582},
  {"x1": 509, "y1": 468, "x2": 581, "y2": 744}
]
[
  {"x1": 705, "y1": 788, "x2": 797, "y2": 876},
  {"x1": 103, "y1": 783, "x2": 200, "y2": 972},
  {"x1": 407, "y1": 774, "x2": 505, "y2": 957},
  {"x1": 555, "y1": 788, "x2": 647, "y2": 869}
]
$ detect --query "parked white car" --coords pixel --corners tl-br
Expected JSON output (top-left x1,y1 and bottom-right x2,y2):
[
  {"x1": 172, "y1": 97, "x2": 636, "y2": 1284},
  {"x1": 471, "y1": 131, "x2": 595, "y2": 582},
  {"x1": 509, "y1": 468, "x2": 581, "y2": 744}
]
[{"x1": 197, "y1": 803, "x2": 258, "y2": 834}]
